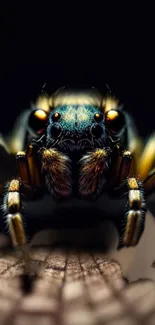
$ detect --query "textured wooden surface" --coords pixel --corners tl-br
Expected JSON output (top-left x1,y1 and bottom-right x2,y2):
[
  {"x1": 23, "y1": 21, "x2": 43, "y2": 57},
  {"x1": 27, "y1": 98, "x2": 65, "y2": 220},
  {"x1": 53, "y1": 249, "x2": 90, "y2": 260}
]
[{"x1": 0, "y1": 246, "x2": 155, "y2": 325}]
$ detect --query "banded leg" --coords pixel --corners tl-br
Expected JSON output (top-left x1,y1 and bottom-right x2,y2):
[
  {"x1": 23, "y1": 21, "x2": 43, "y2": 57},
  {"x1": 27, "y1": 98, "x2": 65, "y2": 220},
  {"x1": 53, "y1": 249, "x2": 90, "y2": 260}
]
[
  {"x1": 2, "y1": 178, "x2": 37, "y2": 274},
  {"x1": 4, "y1": 144, "x2": 43, "y2": 248},
  {"x1": 3, "y1": 179, "x2": 27, "y2": 248},
  {"x1": 107, "y1": 145, "x2": 147, "y2": 247},
  {"x1": 138, "y1": 132, "x2": 155, "y2": 180},
  {"x1": 115, "y1": 178, "x2": 147, "y2": 248}
]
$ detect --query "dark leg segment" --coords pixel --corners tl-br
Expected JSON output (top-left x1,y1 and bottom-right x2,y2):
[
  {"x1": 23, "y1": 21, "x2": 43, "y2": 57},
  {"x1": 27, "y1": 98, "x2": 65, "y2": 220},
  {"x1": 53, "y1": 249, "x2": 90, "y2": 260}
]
[
  {"x1": 143, "y1": 169, "x2": 155, "y2": 196},
  {"x1": 106, "y1": 145, "x2": 134, "y2": 190},
  {"x1": 16, "y1": 144, "x2": 42, "y2": 188},
  {"x1": 138, "y1": 132, "x2": 155, "y2": 180}
]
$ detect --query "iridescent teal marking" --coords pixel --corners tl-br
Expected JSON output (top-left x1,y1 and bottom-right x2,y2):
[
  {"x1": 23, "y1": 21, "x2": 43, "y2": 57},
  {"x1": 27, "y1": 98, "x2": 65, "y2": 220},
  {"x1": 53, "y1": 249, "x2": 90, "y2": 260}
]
[{"x1": 51, "y1": 104, "x2": 103, "y2": 132}]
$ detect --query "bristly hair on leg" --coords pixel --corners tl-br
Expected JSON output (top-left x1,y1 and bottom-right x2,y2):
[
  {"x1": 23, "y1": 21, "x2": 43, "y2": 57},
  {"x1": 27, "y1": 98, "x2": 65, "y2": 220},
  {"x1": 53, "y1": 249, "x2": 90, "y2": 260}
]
[
  {"x1": 40, "y1": 148, "x2": 72, "y2": 198},
  {"x1": 79, "y1": 148, "x2": 111, "y2": 198}
]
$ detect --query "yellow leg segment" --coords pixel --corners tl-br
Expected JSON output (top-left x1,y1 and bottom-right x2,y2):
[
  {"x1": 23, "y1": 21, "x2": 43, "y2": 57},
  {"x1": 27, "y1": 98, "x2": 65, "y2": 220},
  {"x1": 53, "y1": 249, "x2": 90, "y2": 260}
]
[
  {"x1": 122, "y1": 178, "x2": 146, "y2": 247},
  {"x1": 138, "y1": 133, "x2": 155, "y2": 180},
  {"x1": 4, "y1": 179, "x2": 27, "y2": 247},
  {"x1": 143, "y1": 169, "x2": 155, "y2": 195},
  {"x1": 8, "y1": 213, "x2": 26, "y2": 247}
]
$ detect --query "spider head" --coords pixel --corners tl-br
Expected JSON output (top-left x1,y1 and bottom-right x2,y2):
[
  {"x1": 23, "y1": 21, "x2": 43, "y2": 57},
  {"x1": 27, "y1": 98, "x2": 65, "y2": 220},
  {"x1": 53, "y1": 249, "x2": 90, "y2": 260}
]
[
  {"x1": 27, "y1": 90, "x2": 126, "y2": 157},
  {"x1": 45, "y1": 104, "x2": 108, "y2": 154}
]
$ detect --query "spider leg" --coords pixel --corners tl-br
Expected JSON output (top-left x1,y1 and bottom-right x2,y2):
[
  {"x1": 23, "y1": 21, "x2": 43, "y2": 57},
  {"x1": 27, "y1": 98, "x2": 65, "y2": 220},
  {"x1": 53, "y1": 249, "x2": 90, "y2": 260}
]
[
  {"x1": 117, "y1": 178, "x2": 146, "y2": 248},
  {"x1": 143, "y1": 169, "x2": 155, "y2": 196},
  {"x1": 3, "y1": 180, "x2": 27, "y2": 243},
  {"x1": 106, "y1": 145, "x2": 135, "y2": 190},
  {"x1": 16, "y1": 143, "x2": 42, "y2": 188},
  {"x1": 4, "y1": 145, "x2": 72, "y2": 246},
  {"x1": 107, "y1": 147, "x2": 147, "y2": 248},
  {"x1": 136, "y1": 133, "x2": 155, "y2": 196},
  {"x1": 138, "y1": 132, "x2": 155, "y2": 180},
  {"x1": 3, "y1": 144, "x2": 43, "y2": 271},
  {"x1": 3, "y1": 178, "x2": 31, "y2": 272}
]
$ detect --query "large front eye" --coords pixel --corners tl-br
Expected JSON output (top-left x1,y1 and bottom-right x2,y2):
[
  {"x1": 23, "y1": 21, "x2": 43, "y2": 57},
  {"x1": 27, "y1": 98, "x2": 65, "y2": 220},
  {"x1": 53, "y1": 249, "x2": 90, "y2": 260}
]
[
  {"x1": 105, "y1": 109, "x2": 125, "y2": 136},
  {"x1": 28, "y1": 109, "x2": 48, "y2": 135}
]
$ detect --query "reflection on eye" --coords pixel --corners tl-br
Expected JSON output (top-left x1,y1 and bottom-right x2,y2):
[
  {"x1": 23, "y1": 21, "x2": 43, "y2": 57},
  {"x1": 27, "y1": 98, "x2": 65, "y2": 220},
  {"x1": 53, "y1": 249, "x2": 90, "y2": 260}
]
[
  {"x1": 94, "y1": 113, "x2": 103, "y2": 122},
  {"x1": 28, "y1": 109, "x2": 48, "y2": 135},
  {"x1": 52, "y1": 112, "x2": 61, "y2": 122},
  {"x1": 105, "y1": 109, "x2": 125, "y2": 135}
]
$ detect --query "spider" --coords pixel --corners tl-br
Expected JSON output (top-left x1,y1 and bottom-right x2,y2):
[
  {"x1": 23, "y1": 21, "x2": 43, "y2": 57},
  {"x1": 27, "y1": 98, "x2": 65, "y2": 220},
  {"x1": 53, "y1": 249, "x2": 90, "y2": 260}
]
[{"x1": 1, "y1": 87, "x2": 155, "y2": 252}]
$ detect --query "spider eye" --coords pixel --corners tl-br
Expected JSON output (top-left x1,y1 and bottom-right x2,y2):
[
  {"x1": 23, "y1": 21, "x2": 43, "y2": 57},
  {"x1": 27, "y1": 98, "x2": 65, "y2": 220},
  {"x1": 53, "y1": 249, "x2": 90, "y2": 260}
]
[
  {"x1": 94, "y1": 113, "x2": 103, "y2": 122},
  {"x1": 28, "y1": 109, "x2": 48, "y2": 135},
  {"x1": 105, "y1": 109, "x2": 125, "y2": 135},
  {"x1": 52, "y1": 112, "x2": 61, "y2": 122}
]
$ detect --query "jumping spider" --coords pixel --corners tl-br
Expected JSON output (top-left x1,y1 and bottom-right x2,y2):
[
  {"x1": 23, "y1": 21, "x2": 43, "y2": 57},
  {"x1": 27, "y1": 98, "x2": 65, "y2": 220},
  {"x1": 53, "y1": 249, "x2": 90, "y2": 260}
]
[{"x1": 2, "y1": 88, "x2": 155, "y2": 251}]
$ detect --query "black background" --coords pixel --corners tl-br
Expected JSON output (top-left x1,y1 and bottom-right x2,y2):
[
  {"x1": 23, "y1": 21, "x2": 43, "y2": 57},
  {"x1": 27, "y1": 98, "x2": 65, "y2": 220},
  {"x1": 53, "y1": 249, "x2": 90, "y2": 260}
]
[
  {"x1": 1, "y1": 4, "x2": 155, "y2": 138},
  {"x1": 1, "y1": 4, "x2": 155, "y2": 244}
]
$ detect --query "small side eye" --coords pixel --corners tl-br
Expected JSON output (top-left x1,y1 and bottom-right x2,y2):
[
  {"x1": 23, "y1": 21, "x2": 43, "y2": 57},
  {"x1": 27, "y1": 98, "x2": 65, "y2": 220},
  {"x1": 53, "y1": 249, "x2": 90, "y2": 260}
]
[
  {"x1": 52, "y1": 112, "x2": 61, "y2": 122},
  {"x1": 94, "y1": 113, "x2": 103, "y2": 122},
  {"x1": 28, "y1": 109, "x2": 48, "y2": 135},
  {"x1": 105, "y1": 109, "x2": 125, "y2": 135}
]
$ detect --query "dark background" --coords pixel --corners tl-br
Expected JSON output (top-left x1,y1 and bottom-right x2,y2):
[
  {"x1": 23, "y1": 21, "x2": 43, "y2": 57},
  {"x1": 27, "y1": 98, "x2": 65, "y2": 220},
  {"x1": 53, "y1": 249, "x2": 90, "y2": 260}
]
[
  {"x1": 0, "y1": 4, "x2": 154, "y2": 138},
  {"x1": 1, "y1": 4, "x2": 155, "y2": 246}
]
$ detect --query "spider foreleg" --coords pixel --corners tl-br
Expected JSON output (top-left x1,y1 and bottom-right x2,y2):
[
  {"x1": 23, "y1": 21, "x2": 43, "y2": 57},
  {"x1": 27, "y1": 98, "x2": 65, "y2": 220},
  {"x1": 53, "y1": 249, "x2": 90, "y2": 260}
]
[
  {"x1": 113, "y1": 178, "x2": 147, "y2": 248},
  {"x1": 106, "y1": 145, "x2": 134, "y2": 190},
  {"x1": 143, "y1": 169, "x2": 155, "y2": 196},
  {"x1": 138, "y1": 132, "x2": 155, "y2": 180},
  {"x1": 3, "y1": 179, "x2": 27, "y2": 247},
  {"x1": 2, "y1": 145, "x2": 44, "y2": 272}
]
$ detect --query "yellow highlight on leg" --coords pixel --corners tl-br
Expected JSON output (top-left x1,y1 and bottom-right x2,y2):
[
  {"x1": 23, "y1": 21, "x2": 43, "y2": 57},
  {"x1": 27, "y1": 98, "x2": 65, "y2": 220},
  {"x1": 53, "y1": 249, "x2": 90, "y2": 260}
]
[
  {"x1": 129, "y1": 190, "x2": 141, "y2": 209},
  {"x1": 8, "y1": 192, "x2": 20, "y2": 211},
  {"x1": 123, "y1": 210, "x2": 141, "y2": 246},
  {"x1": 127, "y1": 178, "x2": 139, "y2": 189},
  {"x1": 9, "y1": 180, "x2": 20, "y2": 192},
  {"x1": 8, "y1": 213, "x2": 27, "y2": 247},
  {"x1": 138, "y1": 133, "x2": 155, "y2": 179}
]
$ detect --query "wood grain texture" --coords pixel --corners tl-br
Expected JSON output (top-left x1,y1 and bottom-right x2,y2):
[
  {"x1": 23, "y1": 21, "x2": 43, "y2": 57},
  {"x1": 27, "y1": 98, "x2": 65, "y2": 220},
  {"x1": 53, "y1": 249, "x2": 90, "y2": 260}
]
[{"x1": 0, "y1": 246, "x2": 155, "y2": 325}]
